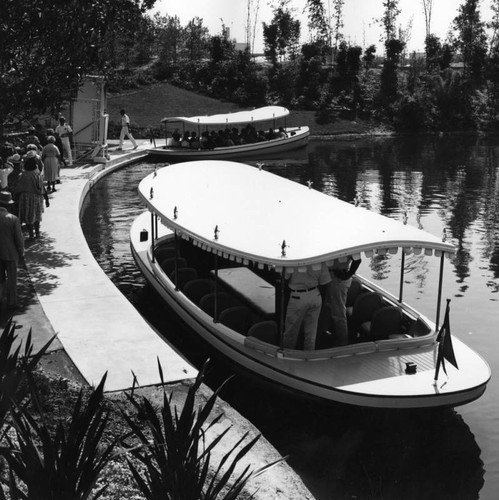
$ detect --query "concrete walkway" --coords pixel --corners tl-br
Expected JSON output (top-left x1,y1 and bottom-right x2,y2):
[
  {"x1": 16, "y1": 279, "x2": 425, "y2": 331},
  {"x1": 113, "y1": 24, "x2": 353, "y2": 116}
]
[{"x1": 3, "y1": 141, "x2": 197, "y2": 392}]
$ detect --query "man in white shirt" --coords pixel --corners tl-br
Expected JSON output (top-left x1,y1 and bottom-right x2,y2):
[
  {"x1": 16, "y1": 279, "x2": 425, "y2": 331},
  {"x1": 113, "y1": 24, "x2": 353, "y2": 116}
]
[
  {"x1": 55, "y1": 116, "x2": 73, "y2": 166},
  {"x1": 118, "y1": 109, "x2": 138, "y2": 150},
  {"x1": 283, "y1": 263, "x2": 331, "y2": 350}
]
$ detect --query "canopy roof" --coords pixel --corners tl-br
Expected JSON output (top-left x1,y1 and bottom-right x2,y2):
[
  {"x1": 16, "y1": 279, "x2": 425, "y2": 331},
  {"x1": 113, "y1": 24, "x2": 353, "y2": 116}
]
[
  {"x1": 161, "y1": 106, "x2": 290, "y2": 126},
  {"x1": 138, "y1": 161, "x2": 455, "y2": 270}
]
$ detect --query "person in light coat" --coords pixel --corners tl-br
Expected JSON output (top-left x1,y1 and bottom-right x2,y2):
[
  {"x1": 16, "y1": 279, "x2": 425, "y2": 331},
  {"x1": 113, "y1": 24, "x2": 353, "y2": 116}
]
[{"x1": 55, "y1": 116, "x2": 73, "y2": 166}]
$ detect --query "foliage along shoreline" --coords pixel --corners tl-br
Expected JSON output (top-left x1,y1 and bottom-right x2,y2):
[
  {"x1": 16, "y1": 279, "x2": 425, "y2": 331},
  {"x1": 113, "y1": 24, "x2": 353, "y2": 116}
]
[{"x1": 3, "y1": 0, "x2": 499, "y2": 139}]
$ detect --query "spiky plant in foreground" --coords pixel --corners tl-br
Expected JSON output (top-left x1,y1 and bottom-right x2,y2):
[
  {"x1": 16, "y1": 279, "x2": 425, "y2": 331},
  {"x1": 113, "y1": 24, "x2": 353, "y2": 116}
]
[
  {"x1": 0, "y1": 318, "x2": 54, "y2": 428},
  {"x1": 0, "y1": 373, "x2": 120, "y2": 500},
  {"x1": 124, "y1": 360, "x2": 282, "y2": 500}
]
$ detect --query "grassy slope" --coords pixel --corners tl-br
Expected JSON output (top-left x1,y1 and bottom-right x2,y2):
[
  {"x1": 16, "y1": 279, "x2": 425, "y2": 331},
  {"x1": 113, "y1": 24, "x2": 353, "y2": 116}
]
[{"x1": 106, "y1": 81, "x2": 375, "y2": 137}]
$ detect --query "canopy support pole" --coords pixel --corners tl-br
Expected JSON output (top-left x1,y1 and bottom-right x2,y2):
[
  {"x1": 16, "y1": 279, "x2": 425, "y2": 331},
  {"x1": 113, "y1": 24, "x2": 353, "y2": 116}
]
[
  {"x1": 150, "y1": 212, "x2": 156, "y2": 263},
  {"x1": 197, "y1": 119, "x2": 201, "y2": 150},
  {"x1": 435, "y1": 253, "x2": 445, "y2": 330},
  {"x1": 399, "y1": 251, "x2": 405, "y2": 303},
  {"x1": 279, "y1": 269, "x2": 286, "y2": 348},
  {"x1": 173, "y1": 230, "x2": 179, "y2": 291},
  {"x1": 213, "y1": 253, "x2": 219, "y2": 322}
]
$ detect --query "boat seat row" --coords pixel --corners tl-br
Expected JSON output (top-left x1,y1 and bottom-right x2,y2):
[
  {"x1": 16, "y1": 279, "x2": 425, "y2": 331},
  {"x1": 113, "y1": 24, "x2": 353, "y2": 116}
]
[
  {"x1": 348, "y1": 288, "x2": 432, "y2": 342},
  {"x1": 161, "y1": 257, "x2": 187, "y2": 275},
  {"x1": 218, "y1": 307, "x2": 280, "y2": 344},
  {"x1": 154, "y1": 245, "x2": 177, "y2": 262},
  {"x1": 194, "y1": 290, "x2": 280, "y2": 345},
  {"x1": 169, "y1": 267, "x2": 198, "y2": 290},
  {"x1": 348, "y1": 290, "x2": 406, "y2": 342}
]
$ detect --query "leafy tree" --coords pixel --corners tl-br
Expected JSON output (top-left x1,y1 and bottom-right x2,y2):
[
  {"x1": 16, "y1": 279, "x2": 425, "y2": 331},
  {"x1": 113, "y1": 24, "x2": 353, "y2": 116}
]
[
  {"x1": 425, "y1": 34, "x2": 442, "y2": 72},
  {"x1": 183, "y1": 17, "x2": 209, "y2": 62},
  {"x1": 379, "y1": 38, "x2": 405, "y2": 108},
  {"x1": 306, "y1": 0, "x2": 330, "y2": 46},
  {"x1": 155, "y1": 14, "x2": 182, "y2": 65},
  {"x1": 421, "y1": 0, "x2": 434, "y2": 39},
  {"x1": 452, "y1": 0, "x2": 488, "y2": 85},
  {"x1": 379, "y1": 0, "x2": 401, "y2": 44},
  {"x1": 331, "y1": 0, "x2": 345, "y2": 58},
  {"x1": 263, "y1": 1, "x2": 301, "y2": 66},
  {"x1": 209, "y1": 35, "x2": 235, "y2": 66},
  {"x1": 0, "y1": 0, "x2": 156, "y2": 132},
  {"x1": 490, "y1": 0, "x2": 499, "y2": 48},
  {"x1": 294, "y1": 43, "x2": 327, "y2": 108},
  {"x1": 432, "y1": 68, "x2": 472, "y2": 129},
  {"x1": 133, "y1": 16, "x2": 157, "y2": 66},
  {"x1": 263, "y1": 24, "x2": 279, "y2": 67},
  {"x1": 363, "y1": 45, "x2": 377, "y2": 69},
  {"x1": 335, "y1": 41, "x2": 362, "y2": 92}
]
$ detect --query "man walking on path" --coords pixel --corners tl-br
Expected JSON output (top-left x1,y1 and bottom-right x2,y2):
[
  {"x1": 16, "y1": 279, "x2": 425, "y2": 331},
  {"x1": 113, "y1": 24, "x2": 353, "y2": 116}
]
[
  {"x1": 55, "y1": 116, "x2": 73, "y2": 166},
  {"x1": 118, "y1": 109, "x2": 138, "y2": 150},
  {"x1": 0, "y1": 192, "x2": 24, "y2": 311}
]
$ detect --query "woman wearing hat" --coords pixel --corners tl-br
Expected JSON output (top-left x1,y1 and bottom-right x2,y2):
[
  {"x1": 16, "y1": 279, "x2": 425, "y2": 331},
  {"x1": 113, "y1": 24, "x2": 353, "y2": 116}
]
[
  {"x1": 14, "y1": 156, "x2": 49, "y2": 239},
  {"x1": 0, "y1": 191, "x2": 24, "y2": 311},
  {"x1": 41, "y1": 136, "x2": 60, "y2": 192},
  {"x1": 7, "y1": 154, "x2": 23, "y2": 215}
]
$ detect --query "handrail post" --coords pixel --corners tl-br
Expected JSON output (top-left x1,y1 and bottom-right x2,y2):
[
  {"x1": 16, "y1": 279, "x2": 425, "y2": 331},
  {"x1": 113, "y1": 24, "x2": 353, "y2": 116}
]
[
  {"x1": 150, "y1": 212, "x2": 156, "y2": 263},
  {"x1": 213, "y1": 253, "x2": 219, "y2": 322},
  {"x1": 399, "y1": 250, "x2": 405, "y2": 303},
  {"x1": 435, "y1": 252, "x2": 445, "y2": 330},
  {"x1": 279, "y1": 268, "x2": 286, "y2": 348},
  {"x1": 173, "y1": 230, "x2": 179, "y2": 290}
]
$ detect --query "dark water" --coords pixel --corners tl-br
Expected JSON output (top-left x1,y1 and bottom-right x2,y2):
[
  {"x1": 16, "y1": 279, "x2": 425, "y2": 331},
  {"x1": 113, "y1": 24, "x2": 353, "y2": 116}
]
[{"x1": 81, "y1": 135, "x2": 499, "y2": 500}]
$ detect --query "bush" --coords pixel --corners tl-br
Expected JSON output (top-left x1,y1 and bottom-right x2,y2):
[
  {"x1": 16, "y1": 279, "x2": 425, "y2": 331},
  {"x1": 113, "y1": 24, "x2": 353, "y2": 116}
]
[
  {"x1": 394, "y1": 94, "x2": 431, "y2": 132},
  {"x1": 123, "y1": 360, "x2": 282, "y2": 499},
  {"x1": 2, "y1": 374, "x2": 119, "y2": 500}
]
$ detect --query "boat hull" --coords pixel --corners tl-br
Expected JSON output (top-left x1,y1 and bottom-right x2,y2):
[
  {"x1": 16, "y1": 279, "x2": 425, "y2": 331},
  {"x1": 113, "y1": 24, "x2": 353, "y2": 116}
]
[
  {"x1": 148, "y1": 127, "x2": 309, "y2": 161},
  {"x1": 130, "y1": 212, "x2": 490, "y2": 409}
]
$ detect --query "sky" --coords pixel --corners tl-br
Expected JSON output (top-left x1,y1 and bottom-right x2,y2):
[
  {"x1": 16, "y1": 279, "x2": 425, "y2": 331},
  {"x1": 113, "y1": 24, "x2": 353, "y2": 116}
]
[{"x1": 151, "y1": 0, "x2": 494, "y2": 54}]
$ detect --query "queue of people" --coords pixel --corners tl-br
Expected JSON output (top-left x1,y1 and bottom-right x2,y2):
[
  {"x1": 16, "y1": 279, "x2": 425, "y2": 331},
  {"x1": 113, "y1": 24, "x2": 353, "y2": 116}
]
[
  {"x1": 282, "y1": 257, "x2": 362, "y2": 350},
  {"x1": 0, "y1": 121, "x2": 63, "y2": 313},
  {"x1": 0, "y1": 122, "x2": 58, "y2": 242}
]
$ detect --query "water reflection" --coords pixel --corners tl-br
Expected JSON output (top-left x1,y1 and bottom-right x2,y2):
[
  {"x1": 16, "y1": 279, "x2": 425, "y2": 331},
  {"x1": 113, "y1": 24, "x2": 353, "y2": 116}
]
[{"x1": 81, "y1": 135, "x2": 499, "y2": 499}]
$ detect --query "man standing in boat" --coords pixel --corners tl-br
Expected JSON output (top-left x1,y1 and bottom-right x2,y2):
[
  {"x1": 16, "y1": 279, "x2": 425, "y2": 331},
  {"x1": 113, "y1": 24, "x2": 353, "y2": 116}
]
[
  {"x1": 283, "y1": 264, "x2": 331, "y2": 350},
  {"x1": 327, "y1": 257, "x2": 362, "y2": 346}
]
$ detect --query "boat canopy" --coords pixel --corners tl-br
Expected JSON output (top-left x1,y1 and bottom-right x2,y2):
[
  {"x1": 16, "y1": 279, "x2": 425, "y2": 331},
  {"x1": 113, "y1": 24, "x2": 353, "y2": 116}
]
[
  {"x1": 160, "y1": 106, "x2": 290, "y2": 127},
  {"x1": 138, "y1": 161, "x2": 455, "y2": 271}
]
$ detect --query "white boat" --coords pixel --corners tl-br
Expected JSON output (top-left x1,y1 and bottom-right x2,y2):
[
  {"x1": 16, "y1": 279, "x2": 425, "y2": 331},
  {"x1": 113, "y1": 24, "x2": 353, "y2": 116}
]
[
  {"x1": 130, "y1": 160, "x2": 491, "y2": 408},
  {"x1": 151, "y1": 106, "x2": 309, "y2": 160}
]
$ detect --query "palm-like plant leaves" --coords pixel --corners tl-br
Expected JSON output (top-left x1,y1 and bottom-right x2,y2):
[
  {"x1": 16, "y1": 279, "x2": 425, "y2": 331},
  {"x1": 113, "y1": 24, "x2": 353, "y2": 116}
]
[
  {"x1": 124, "y1": 359, "x2": 285, "y2": 499},
  {"x1": 0, "y1": 318, "x2": 55, "y2": 426},
  {"x1": 1, "y1": 373, "x2": 120, "y2": 500}
]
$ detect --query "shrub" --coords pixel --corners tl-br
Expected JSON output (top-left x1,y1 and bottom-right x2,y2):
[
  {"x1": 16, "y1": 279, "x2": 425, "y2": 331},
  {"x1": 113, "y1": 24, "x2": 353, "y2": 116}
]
[
  {"x1": 0, "y1": 318, "x2": 54, "y2": 427},
  {"x1": 123, "y1": 360, "x2": 282, "y2": 499},
  {"x1": 1, "y1": 374, "x2": 119, "y2": 500}
]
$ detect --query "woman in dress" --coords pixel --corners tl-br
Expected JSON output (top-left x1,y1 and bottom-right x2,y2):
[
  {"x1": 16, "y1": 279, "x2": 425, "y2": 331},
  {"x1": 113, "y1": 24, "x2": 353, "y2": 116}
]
[
  {"x1": 14, "y1": 156, "x2": 49, "y2": 239},
  {"x1": 41, "y1": 135, "x2": 60, "y2": 192}
]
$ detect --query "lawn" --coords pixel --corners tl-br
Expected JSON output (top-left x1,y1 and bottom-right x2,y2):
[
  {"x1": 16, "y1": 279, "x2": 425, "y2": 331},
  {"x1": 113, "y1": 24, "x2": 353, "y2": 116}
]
[{"x1": 106, "y1": 81, "x2": 376, "y2": 138}]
